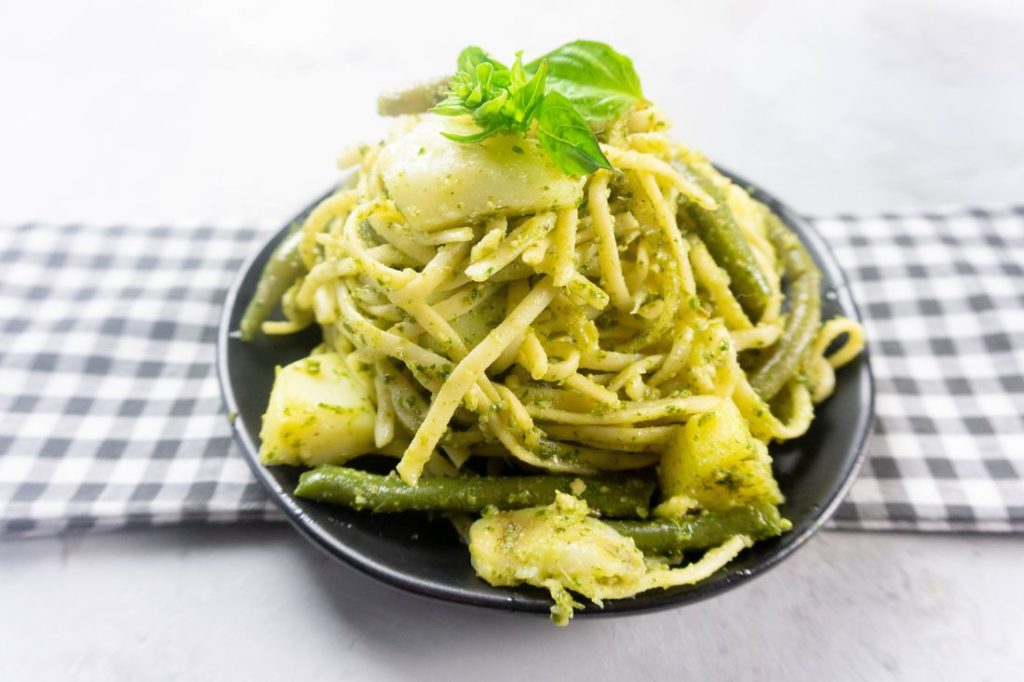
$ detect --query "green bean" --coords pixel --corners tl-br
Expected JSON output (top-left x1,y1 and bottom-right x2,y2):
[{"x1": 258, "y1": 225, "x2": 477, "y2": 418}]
[
  {"x1": 294, "y1": 465, "x2": 656, "y2": 518},
  {"x1": 239, "y1": 225, "x2": 306, "y2": 341},
  {"x1": 608, "y1": 502, "x2": 789, "y2": 555},
  {"x1": 748, "y1": 212, "x2": 822, "y2": 401},
  {"x1": 676, "y1": 161, "x2": 772, "y2": 322}
]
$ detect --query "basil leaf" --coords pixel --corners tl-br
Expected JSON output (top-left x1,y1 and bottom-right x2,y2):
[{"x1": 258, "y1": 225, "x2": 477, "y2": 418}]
[
  {"x1": 431, "y1": 95, "x2": 472, "y2": 116},
  {"x1": 528, "y1": 40, "x2": 643, "y2": 121},
  {"x1": 457, "y1": 46, "x2": 506, "y2": 73},
  {"x1": 535, "y1": 91, "x2": 613, "y2": 176},
  {"x1": 441, "y1": 122, "x2": 504, "y2": 144},
  {"x1": 509, "y1": 58, "x2": 547, "y2": 126},
  {"x1": 434, "y1": 48, "x2": 536, "y2": 136},
  {"x1": 434, "y1": 42, "x2": 635, "y2": 175}
]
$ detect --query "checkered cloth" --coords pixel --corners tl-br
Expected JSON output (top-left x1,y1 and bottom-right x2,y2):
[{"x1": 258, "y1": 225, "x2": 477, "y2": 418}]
[
  {"x1": 0, "y1": 223, "x2": 280, "y2": 535},
  {"x1": 812, "y1": 207, "x2": 1024, "y2": 532},
  {"x1": 1, "y1": 207, "x2": 1023, "y2": 537}
]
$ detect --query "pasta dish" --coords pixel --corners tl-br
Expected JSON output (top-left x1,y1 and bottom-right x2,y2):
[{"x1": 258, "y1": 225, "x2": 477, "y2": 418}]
[{"x1": 239, "y1": 41, "x2": 864, "y2": 623}]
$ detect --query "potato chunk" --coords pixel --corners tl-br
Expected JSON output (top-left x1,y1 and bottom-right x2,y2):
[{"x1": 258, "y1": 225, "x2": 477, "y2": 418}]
[
  {"x1": 470, "y1": 492, "x2": 647, "y2": 624},
  {"x1": 469, "y1": 492, "x2": 754, "y2": 625},
  {"x1": 378, "y1": 115, "x2": 584, "y2": 230},
  {"x1": 659, "y1": 399, "x2": 783, "y2": 510},
  {"x1": 259, "y1": 353, "x2": 375, "y2": 466}
]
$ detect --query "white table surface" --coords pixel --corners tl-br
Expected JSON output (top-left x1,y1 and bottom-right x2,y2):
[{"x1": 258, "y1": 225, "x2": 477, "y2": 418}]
[{"x1": 1, "y1": 1, "x2": 1022, "y2": 680}]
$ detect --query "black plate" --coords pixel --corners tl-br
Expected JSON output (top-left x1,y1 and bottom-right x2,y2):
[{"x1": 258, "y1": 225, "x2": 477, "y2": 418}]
[{"x1": 217, "y1": 170, "x2": 874, "y2": 616}]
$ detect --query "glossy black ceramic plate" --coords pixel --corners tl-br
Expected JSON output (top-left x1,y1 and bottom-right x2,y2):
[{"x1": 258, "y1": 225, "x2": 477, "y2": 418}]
[{"x1": 217, "y1": 169, "x2": 874, "y2": 616}]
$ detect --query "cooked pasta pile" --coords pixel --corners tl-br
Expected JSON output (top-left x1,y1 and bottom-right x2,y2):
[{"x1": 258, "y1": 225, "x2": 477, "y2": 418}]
[
  {"x1": 242, "y1": 41, "x2": 865, "y2": 624},
  {"x1": 270, "y1": 106, "x2": 861, "y2": 481}
]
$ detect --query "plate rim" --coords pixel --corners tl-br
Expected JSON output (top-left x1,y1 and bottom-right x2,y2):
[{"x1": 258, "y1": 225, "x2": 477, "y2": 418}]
[{"x1": 216, "y1": 169, "x2": 875, "y2": 616}]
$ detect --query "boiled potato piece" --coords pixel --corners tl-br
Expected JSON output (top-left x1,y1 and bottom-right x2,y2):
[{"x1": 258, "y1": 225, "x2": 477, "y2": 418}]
[
  {"x1": 378, "y1": 115, "x2": 584, "y2": 231},
  {"x1": 259, "y1": 353, "x2": 375, "y2": 466},
  {"x1": 659, "y1": 398, "x2": 783, "y2": 510},
  {"x1": 470, "y1": 492, "x2": 755, "y2": 625},
  {"x1": 470, "y1": 492, "x2": 647, "y2": 625}
]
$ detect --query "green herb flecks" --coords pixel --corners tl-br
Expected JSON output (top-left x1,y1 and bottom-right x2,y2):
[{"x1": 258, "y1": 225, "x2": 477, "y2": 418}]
[{"x1": 535, "y1": 91, "x2": 611, "y2": 177}]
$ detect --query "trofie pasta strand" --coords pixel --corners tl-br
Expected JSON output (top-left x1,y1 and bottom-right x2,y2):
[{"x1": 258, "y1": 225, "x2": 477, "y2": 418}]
[{"x1": 242, "y1": 39, "x2": 866, "y2": 625}]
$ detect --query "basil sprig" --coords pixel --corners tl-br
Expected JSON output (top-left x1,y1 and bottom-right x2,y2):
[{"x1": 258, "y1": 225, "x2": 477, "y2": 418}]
[
  {"x1": 528, "y1": 40, "x2": 644, "y2": 122},
  {"x1": 432, "y1": 40, "x2": 645, "y2": 175}
]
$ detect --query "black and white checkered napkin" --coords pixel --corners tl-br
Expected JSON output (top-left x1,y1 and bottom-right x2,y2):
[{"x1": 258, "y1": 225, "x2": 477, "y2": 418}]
[
  {"x1": 1, "y1": 207, "x2": 1022, "y2": 537},
  {"x1": 809, "y1": 208, "x2": 1024, "y2": 532}
]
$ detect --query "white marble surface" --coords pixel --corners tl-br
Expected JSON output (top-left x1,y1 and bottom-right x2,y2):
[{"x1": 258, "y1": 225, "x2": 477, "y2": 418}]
[{"x1": 1, "y1": 1, "x2": 1023, "y2": 680}]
